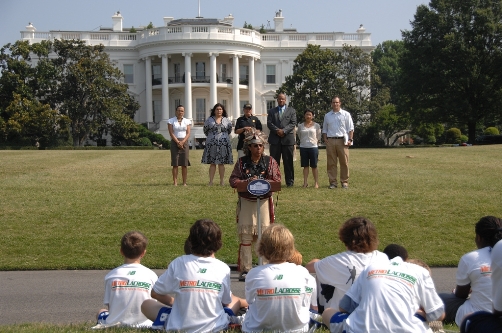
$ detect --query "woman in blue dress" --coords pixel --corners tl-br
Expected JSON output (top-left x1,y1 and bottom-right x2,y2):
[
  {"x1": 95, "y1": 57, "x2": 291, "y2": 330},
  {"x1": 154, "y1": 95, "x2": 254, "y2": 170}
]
[{"x1": 201, "y1": 103, "x2": 234, "y2": 185}]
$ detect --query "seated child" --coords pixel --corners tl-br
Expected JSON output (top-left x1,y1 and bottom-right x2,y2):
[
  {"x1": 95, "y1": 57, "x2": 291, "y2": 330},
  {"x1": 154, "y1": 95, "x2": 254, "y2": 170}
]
[
  {"x1": 141, "y1": 219, "x2": 241, "y2": 332},
  {"x1": 242, "y1": 224, "x2": 317, "y2": 333},
  {"x1": 94, "y1": 231, "x2": 158, "y2": 328},
  {"x1": 322, "y1": 255, "x2": 445, "y2": 333}
]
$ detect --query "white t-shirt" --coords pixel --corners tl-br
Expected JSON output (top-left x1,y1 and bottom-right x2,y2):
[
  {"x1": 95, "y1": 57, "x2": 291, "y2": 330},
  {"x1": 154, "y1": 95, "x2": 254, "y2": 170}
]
[
  {"x1": 314, "y1": 250, "x2": 389, "y2": 310},
  {"x1": 298, "y1": 122, "x2": 321, "y2": 148},
  {"x1": 344, "y1": 257, "x2": 444, "y2": 333},
  {"x1": 103, "y1": 263, "x2": 158, "y2": 327},
  {"x1": 168, "y1": 117, "x2": 191, "y2": 139},
  {"x1": 454, "y1": 246, "x2": 493, "y2": 325},
  {"x1": 492, "y1": 240, "x2": 502, "y2": 312},
  {"x1": 153, "y1": 254, "x2": 232, "y2": 333},
  {"x1": 243, "y1": 262, "x2": 317, "y2": 333}
]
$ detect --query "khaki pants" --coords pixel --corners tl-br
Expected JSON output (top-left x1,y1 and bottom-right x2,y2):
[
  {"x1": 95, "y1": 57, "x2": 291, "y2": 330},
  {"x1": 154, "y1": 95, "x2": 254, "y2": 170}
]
[
  {"x1": 237, "y1": 197, "x2": 271, "y2": 272},
  {"x1": 325, "y1": 138, "x2": 349, "y2": 185}
]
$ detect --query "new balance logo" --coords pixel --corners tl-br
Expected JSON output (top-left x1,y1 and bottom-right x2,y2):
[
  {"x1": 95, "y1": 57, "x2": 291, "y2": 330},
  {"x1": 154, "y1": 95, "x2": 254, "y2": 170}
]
[
  {"x1": 273, "y1": 274, "x2": 283, "y2": 280},
  {"x1": 197, "y1": 268, "x2": 207, "y2": 273},
  {"x1": 127, "y1": 271, "x2": 136, "y2": 275}
]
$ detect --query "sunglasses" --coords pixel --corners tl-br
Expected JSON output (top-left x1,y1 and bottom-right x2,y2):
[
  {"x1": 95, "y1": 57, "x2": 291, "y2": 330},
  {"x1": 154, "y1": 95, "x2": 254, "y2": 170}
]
[{"x1": 251, "y1": 144, "x2": 263, "y2": 148}]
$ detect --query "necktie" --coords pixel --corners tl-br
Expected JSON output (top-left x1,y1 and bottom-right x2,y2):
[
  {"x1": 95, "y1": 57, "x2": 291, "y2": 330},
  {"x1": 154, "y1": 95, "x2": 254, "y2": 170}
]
[{"x1": 279, "y1": 107, "x2": 284, "y2": 120}]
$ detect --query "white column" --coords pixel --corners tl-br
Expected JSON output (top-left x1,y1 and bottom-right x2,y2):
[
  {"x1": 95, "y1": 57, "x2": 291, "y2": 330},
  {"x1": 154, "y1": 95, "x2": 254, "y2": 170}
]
[
  {"x1": 248, "y1": 57, "x2": 255, "y2": 110},
  {"x1": 145, "y1": 56, "x2": 153, "y2": 122},
  {"x1": 232, "y1": 54, "x2": 240, "y2": 121},
  {"x1": 209, "y1": 52, "x2": 218, "y2": 108},
  {"x1": 183, "y1": 53, "x2": 193, "y2": 121},
  {"x1": 161, "y1": 54, "x2": 169, "y2": 121}
]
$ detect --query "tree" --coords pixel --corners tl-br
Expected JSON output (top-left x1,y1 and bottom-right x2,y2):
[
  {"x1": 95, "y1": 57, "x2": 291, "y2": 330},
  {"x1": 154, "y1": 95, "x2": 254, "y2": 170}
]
[
  {"x1": 39, "y1": 39, "x2": 140, "y2": 146},
  {"x1": 278, "y1": 44, "x2": 388, "y2": 126},
  {"x1": 146, "y1": 22, "x2": 154, "y2": 29},
  {"x1": 0, "y1": 39, "x2": 140, "y2": 146},
  {"x1": 374, "y1": 104, "x2": 410, "y2": 145},
  {"x1": 400, "y1": 0, "x2": 502, "y2": 143},
  {"x1": 0, "y1": 41, "x2": 69, "y2": 146},
  {"x1": 372, "y1": 40, "x2": 405, "y2": 105}
]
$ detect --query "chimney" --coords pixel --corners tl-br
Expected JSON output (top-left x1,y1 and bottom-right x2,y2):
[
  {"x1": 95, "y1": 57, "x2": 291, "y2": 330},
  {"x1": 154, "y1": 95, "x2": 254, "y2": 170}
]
[
  {"x1": 163, "y1": 17, "x2": 174, "y2": 26},
  {"x1": 223, "y1": 14, "x2": 234, "y2": 26},
  {"x1": 273, "y1": 9, "x2": 284, "y2": 32},
  {"x1": 357, "y1": 24, "x2": 366, "y2": 33},
  {"x1": 112, "y1": 11, "x2": 123, "y2": 32}
]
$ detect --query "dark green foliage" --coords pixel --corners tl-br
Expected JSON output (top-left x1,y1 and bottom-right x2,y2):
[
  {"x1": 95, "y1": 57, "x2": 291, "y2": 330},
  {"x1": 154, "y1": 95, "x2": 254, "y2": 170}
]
[
  {"x1": 146, "y1": 22, "x2": 154, "y2": 29},
  {"x1": 354, "y1": 123, "x2": 385, "y2": 147},
  {"x1": 0, "y1": 39, "x2": 140, "y2": 147},
  {"x1": 445, "y1": 127, "x2": 462, "y2": 144},
  {"x1": 400, "y1": 0, "x2": 502, "y2": 143},
  {"x1": 278, "y1": 44, "x2": 388, "y2": 128},
  {"x1": 137, "y1": 124, "x2": 170, "y2": 148},
  {"x1": 484, "y1": 126, "x2": 500, "y2": 135}
]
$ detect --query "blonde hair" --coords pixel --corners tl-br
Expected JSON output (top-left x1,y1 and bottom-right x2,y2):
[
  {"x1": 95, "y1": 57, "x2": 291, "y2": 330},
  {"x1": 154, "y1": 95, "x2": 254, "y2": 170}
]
[
  {"x1": 257, "y1": 224, "x2": 295, "y2": 262},
  {"x1": 288, "y1": 250, "x2": 303, "y2": 266}
]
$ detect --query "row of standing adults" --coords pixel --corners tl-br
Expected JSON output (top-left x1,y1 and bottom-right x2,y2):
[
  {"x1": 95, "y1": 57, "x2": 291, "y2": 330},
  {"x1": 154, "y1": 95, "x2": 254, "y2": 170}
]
[{"x1": 167, "y1": 94, "x2": 354, "y2": 189}]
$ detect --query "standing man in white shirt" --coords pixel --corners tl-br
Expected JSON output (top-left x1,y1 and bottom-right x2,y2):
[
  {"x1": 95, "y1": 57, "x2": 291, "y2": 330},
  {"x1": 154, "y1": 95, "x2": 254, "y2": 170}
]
[{"x1": 322, "y1": 96, "x2": 354, "y2": 189}]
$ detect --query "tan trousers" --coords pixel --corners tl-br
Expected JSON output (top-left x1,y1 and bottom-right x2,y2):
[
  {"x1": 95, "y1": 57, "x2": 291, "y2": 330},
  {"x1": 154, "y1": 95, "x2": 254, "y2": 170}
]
[
  {"x1": 326, "y1": 138, "x2": 349, "y2": 185},
  {"x1": 237, "y1": 197, "x2": 271, "y2": 272}
]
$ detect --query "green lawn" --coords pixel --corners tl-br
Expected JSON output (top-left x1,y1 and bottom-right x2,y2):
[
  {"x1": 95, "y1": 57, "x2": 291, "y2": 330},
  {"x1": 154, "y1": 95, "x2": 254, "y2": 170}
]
[{"x1": 1, "y1": 146, "x2": 501, "y2": 270}]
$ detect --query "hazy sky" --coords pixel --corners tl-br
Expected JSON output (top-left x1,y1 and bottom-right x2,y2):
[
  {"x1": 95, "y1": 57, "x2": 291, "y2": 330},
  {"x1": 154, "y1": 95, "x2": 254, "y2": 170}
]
[{"x1": 1, "y1": 0, "x2": 429, "y2": 48}]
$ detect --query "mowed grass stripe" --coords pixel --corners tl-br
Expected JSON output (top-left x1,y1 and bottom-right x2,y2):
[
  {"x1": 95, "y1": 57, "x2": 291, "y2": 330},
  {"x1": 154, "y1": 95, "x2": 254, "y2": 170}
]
[{"x1": 1, "y1": 146, "x2": 501, "y2": 270}]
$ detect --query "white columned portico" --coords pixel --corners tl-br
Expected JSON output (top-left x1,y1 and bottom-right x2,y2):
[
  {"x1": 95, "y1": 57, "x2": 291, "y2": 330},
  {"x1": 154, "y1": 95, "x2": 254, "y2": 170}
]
[
  {"x1": 161, "y1": 54, "x2": 169, "y2": 122},
  {"x1": 248, "y1": 57, "x2": 256, "y2": 110},
  {"x1": 232, "y1": 54, "x2": 240, "y2": 121},
  {"x1": 183, "y1": 52, "x2": 193, "y2": 121},
  {"x1": 145, "y1": 57, "x2": 153, "y2": 122},
  {"x1": 209, "y1": 53, "x2": 218, "y2": 108}
]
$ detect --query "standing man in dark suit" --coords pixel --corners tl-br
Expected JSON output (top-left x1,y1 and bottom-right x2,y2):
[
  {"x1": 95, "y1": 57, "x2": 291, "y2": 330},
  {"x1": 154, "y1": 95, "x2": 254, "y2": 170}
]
[{"x1": 267, "y1": 93, "x2": 297, "y2": 187}]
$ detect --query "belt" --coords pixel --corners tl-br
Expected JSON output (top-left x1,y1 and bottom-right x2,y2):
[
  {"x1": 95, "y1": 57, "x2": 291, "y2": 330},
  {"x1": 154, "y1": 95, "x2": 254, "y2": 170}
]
[{"x1": 328, "y1": 136, "x2": 344, "y2": 139}]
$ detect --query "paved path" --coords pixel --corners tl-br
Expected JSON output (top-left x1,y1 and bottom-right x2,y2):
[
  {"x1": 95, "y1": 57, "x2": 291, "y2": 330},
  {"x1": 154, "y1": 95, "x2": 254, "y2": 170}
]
[{"x1": 0, "y1": 267, "x2": 456, "y2": 326}]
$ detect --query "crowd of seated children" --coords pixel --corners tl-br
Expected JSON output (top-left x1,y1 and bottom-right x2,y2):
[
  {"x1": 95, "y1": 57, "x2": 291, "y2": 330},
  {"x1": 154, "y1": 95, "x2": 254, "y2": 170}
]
[{"x1": 93, "y1": 215, "x2": 502, "y2": 333}]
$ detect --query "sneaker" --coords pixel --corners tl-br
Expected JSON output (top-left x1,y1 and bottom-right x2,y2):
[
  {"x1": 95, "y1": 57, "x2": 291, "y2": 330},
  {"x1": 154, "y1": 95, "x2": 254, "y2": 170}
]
[
  {"x1": 342, "y1": 183, "x2": 348, "y2": 189},
  {"x1": 238, "y1": 271, "x2": 248, "y2": 282},
  {"x1": 329, "y1": 184, "x2": 337, "y2": 189}
]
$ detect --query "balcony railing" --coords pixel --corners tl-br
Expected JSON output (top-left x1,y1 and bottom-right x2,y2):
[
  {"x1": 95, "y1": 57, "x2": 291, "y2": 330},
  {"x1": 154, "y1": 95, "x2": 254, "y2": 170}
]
[
  {"x1": 155, "y1": 76, "x2": 243, "y2": 85},
  {"x1": 21, "y1": 27, "x2": 371, "y2": 48}
]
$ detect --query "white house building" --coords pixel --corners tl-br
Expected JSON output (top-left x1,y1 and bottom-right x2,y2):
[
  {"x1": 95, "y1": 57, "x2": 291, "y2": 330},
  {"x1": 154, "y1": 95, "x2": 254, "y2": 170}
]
[{"x1": 20, "y1": 10, "x2": 373, "y2": 143}]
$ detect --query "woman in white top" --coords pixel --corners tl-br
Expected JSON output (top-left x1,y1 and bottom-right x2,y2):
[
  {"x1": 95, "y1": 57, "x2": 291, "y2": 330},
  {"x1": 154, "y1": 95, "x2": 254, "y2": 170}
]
[
  {"x1": 297, "y1": 109, "x2": 321, "y2": 188},
  {"x1": 439, "y1": 216, "x2": 502, "y2": 326},
  {"x1": 167, "y1": 105, "x2": 191, "y2": 186}
]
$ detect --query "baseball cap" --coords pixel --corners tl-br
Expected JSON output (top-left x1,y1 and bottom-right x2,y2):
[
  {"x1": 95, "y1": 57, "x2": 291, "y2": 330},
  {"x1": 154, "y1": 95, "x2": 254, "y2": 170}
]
[{"x1": 243, "y1": 103, "x2": 252, "y2": 109}]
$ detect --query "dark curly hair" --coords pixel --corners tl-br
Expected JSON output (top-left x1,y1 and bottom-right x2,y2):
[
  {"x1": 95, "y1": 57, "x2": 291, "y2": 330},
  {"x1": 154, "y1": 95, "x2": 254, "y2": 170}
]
[
  {"x1": 339, "y1": 217, "x2": 379, "y2": 253},
  {"x1": 210, "y1": 103, "x2": 228, "y2": 118},
  {"x1": 188, "y1": 219, "x2": 222, "y2": 256},
  {"x1": 475, "y1": 216, "x2": 502, "y2": 248}
]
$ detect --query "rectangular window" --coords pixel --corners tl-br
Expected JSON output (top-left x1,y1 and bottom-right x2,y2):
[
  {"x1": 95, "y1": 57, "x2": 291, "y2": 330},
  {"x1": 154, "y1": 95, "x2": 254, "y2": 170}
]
[
  {"x1": 221, "y1": 99, "x2": 227, "y2": 109},
  {"x1": 266, "y1": 65, "x2": 276, "y2": 84},
  {"x1": 123, "y1": 64, "x2": 134, "y2": 83},
  {"x1": 239, "y1": 65, "x2": 249, "y2": 84},
  {"x1": 267, "y1": 100, "x2": 276, "y2": 110},
  {"x1": 152, "y1": 64, "x2": 161, "y2": 85},
  {"x1": 174, "y1": 99, "x2": 181, "y2": 108},
  {"x1": 195, "y1": 62, "x2": 206, "y2": 81},
  {"x1": 195, "y1": 98, "x2": 206, "y2": 125},
  {"x1": 221, "y1": 64, "x2": 227, "y2": 81},
  {"x1": 174, "y1": 63, "x2": 181, "y2": 83},
  {"x1": 153, "y1": 100, "x2": 162, "y2": 123}
]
